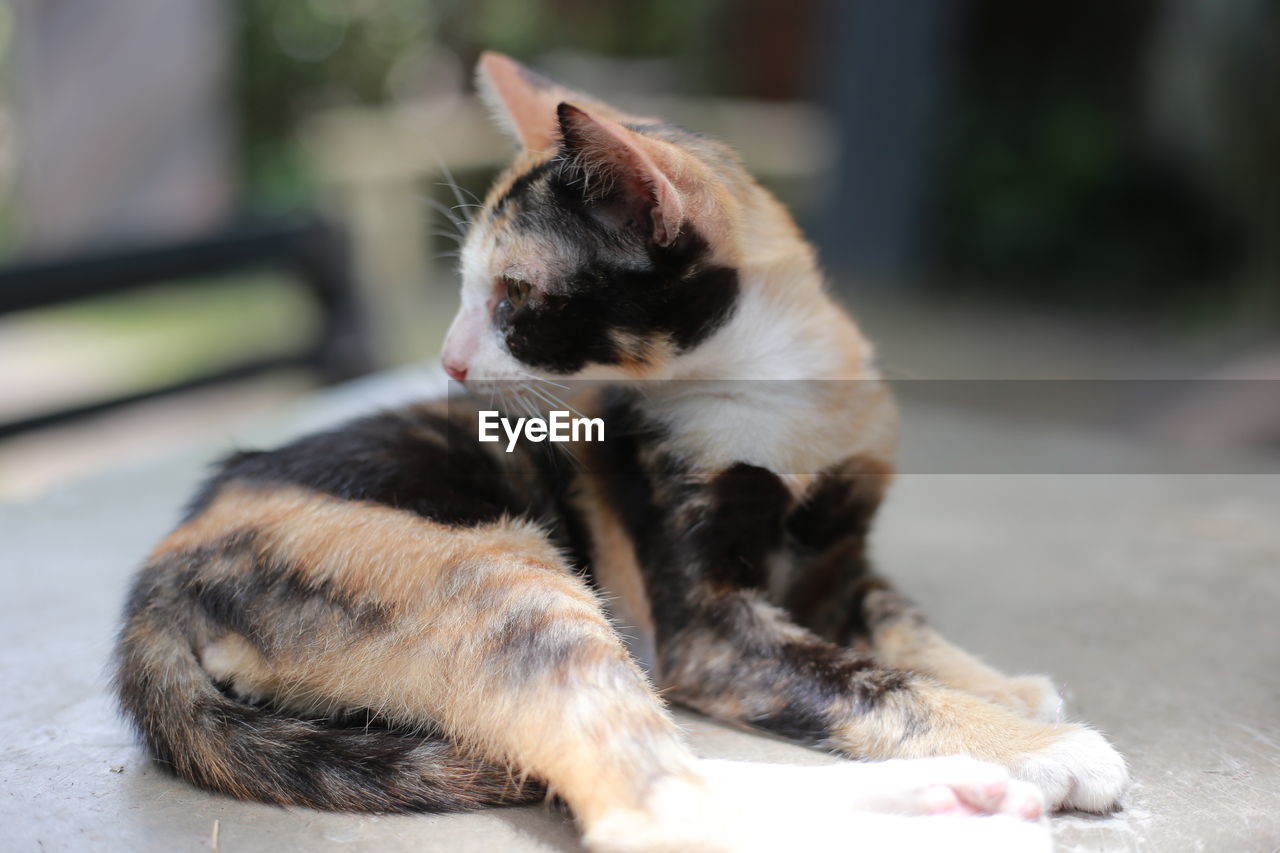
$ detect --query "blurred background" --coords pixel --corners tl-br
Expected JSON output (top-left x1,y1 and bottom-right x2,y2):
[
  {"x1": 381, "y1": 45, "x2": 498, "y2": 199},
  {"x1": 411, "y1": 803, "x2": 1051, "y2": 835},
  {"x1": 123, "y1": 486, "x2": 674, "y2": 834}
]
[{"x1": 0, "y1": 0, "x2": 1277, "y2": 498}]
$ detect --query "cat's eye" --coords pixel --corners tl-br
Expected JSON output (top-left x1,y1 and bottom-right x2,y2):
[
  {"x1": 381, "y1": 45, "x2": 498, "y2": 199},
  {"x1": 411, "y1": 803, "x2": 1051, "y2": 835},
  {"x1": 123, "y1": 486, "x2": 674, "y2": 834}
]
[{"x1": 504, "y1": 276, "x2": 531, "y2": 308}]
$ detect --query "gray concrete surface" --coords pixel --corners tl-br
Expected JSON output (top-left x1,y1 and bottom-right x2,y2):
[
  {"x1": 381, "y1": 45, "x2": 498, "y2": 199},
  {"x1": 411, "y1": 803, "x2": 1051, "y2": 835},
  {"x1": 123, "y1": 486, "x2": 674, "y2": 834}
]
[{"x1": 2, "y1": 368, "x2": 1278, "y2": 851}]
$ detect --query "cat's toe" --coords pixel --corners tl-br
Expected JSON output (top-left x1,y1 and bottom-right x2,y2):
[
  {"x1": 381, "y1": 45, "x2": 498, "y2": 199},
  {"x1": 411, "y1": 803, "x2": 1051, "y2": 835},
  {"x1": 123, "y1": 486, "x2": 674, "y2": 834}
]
[
  {"x1": 1016, "y1": 724, "x2": 1129, "y2": 812},
  {"x1": 995, "y1": 778, "x2": 1046, "y2": 819},
  {"x1": 850, "y1": 756, "x2": 1044, "y2": 820},
  {"x1": 942, "y1": 771, "x2": 1044, "y2": 820},
  {"x1": 917, "y1": 757, "x2": 1010, "y2": 814},
  {"x1": 1010, "y1": 674, "x2": 1065, "y2": 722},
  {"x1": 979, "y1": 674, "x2": 1063, "y2": 721}
]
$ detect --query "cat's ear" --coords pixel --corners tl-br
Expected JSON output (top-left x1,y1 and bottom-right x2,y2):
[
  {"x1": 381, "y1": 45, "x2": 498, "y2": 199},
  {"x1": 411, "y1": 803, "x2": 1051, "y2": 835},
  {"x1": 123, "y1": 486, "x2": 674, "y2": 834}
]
[
  {"x1": 477, "y1": 52, "x2": 589, "y2": 152},
  {"x1": 556, "y1": 103, "x2": 684, "y2": 247}
]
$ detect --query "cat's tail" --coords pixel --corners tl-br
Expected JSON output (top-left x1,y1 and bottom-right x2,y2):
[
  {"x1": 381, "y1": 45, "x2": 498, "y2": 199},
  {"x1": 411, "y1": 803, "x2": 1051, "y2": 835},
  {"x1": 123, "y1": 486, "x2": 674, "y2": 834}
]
[{"x1": 112, "y1": 567, "x2": 540, "y2": 813}]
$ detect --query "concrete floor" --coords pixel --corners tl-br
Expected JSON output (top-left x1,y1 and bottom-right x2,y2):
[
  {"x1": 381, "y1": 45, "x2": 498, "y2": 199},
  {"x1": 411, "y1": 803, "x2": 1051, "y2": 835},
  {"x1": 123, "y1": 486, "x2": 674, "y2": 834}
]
[{"x1": 2, "y1": 368, "x2": 1278, "y2": 851}]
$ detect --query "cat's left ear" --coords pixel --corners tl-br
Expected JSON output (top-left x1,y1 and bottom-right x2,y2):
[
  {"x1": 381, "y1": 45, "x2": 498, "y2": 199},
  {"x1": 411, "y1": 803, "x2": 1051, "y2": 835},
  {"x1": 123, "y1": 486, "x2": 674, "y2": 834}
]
[
  {"x1": 477, "y1": 51, "x2": 594, "y2": 152},
  {"x1": 557, "y1": 103, "x2": 685, "y2": 247}
]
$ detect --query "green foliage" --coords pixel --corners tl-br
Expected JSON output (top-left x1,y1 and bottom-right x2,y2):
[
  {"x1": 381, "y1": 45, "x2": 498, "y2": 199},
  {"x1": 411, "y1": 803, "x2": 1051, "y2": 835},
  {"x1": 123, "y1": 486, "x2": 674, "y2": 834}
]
[
  {"x1": 941, "y1": 95, "x2": 1238, "y2": 308},
  {"x1": 233, "y1": 0, "x2": 726, "y2": 207},
  {"x1": 235, "y1": 0, "x2": 460, "y2": 206},
  {"x1": 933, "y1": 0, "x2": 1258, "y2": 324}
]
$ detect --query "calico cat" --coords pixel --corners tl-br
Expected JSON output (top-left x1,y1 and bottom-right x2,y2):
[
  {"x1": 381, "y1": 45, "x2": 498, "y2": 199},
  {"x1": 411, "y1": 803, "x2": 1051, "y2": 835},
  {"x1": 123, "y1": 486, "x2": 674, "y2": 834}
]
[{"x1": 114, "y1": 53, "x2": 1127, "y2": 851}]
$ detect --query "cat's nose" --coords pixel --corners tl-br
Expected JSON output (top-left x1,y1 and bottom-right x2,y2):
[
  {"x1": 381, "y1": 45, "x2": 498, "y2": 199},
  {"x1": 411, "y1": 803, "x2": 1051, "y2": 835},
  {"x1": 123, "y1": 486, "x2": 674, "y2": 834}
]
[{"x1": 444, "y1": 361, "x2": 468, "y2": 382}]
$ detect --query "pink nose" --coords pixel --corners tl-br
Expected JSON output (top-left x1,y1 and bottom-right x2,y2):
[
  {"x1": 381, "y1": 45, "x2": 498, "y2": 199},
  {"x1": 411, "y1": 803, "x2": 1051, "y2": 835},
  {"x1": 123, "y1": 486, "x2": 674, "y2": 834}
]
[{"x1": 444, "y1": 361, "x2": 468, "y2": 382}]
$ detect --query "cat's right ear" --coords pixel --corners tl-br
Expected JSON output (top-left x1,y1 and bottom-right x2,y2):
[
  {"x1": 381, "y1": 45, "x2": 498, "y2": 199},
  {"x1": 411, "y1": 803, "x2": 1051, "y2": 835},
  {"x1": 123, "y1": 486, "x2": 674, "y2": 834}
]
[
  {"x1": 477, "y1": 52, "x2": 587, "y2": 153},
  {"x1": 556, "y1": 103, "x2": 685, "y2": 247}
]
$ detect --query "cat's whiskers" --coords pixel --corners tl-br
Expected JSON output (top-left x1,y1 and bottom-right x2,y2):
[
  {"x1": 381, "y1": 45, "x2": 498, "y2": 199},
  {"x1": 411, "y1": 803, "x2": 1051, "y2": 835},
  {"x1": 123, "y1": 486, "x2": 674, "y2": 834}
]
[
  {"x1": 509, "y1": 390, "x2": 561, "y2": 474},
  {"x1": 436, "y1": 159, "x2": 483, "y2": 211},
  {"x1": 522, "y1": 383, "x2": 563, "y2": 417},
  {"x1": 430, "y1": 228, "x2": 466, "y2": 246},
  {"x1": 424, "y1": 197, "x2": 470, "y2": 237},
  {"x1": 504, "y1": 379, "x2": 585, "y2": 470},
  {"x1": 492, "y1": 382, "x2": 507, "y2": 418},
  {"x1": 519, "y1": 384, "x2": 570, "y2": 471},
  {"x1": 517, "y1": 373, "x2": 590, "y2": 422},
  {"x1": 531, "y1": 375, "x2": 571, "y2": 392}
]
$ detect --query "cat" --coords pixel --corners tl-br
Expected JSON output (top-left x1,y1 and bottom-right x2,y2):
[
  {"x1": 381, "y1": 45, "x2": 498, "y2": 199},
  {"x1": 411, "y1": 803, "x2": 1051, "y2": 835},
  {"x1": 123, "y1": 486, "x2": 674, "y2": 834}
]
[{"x1": 113, "y1": 52, "x2": 1127, "y2": 852}]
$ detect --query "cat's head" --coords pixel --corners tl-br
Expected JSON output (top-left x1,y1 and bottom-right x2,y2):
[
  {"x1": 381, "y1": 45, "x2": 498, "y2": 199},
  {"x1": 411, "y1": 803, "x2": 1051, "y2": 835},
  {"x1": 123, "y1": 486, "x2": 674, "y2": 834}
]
[{"x1": 442, "y1": 52, "x2": 801, "y2": 384}]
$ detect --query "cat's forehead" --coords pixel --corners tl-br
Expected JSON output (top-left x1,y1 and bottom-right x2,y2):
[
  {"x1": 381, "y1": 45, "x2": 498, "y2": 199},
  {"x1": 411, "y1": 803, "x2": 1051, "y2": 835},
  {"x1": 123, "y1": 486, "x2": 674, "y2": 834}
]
[
  {"x1": 483, "y1": 150, "x2": 558, "y2": 214},
  {"x1": 470, "y1": 153, "x2": 647, "y2": 284},
  {"x1": 466, "y1": 226, "x2": 584, "y2": 287}
]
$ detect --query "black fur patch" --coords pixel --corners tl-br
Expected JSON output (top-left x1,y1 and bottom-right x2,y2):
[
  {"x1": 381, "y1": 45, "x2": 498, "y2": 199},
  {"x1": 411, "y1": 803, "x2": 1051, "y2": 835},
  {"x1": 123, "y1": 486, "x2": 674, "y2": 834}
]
[
  {"x1": 489, "y1": 160, "x2": 558, "y2": 218},
  {"x1": 187, "y1": 406, "x2": 538, "y2": 527},
  {"x1": 174, "y1": 531, "x2": 390, "y2": 653},
  {"x1": 589, "y1": 392, "x2": 693, "y2": 635},
  {"x1": 781, "y1": 460, "x2": 892, "y2": 640},
  {"x1": 750, "y1": 666, "x2": 914, "y2": 749},
  {"x1": 501, "y1": 232, "x2": 739, "y2": 374},
  {"x1": 752, "y1": 699, "x2": 833, "y2": 743},
  {"x1": 488, "y1": 153, "x2": 739, "y2": 375},
  {"x1": 489, "y1": 604, "x2": 589, "y2": 682},
  {"x1": 696, "y1": 464, "x2": 792, "y2": 589},
  {"x1": 786, "y1": 461, "x2": 887, "y2": 550}
]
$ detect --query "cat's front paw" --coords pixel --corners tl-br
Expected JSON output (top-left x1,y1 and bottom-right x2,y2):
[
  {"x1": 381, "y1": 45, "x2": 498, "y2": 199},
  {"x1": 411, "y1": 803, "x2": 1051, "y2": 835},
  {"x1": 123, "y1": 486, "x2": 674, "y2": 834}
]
[{"x1": 1016, "y1": 724, "x2": 1129, "y2": 812}]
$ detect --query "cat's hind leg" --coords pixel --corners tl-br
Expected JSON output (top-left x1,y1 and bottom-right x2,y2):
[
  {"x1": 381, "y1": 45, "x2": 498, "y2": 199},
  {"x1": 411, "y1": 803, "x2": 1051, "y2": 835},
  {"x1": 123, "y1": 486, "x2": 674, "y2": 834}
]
[
  {"x1": 124, "y1": 484, "x2": 1044, "y2": 851},
  {"x1": 133, "y1": 483, "x2": 694, "y2": 830}
]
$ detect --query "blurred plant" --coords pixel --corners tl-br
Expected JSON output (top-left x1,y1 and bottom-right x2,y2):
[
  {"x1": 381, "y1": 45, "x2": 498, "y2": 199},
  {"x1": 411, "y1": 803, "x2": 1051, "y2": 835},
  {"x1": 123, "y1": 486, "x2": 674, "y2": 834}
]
[
  {"x1": 236, "y1": 0, "x2": 462, "y2": 208},
  {"x1": 935, "y1": 0, "x2": 1274, "y2": 329},
  {"x1": 940, "y1": 94, "x2": 1239, "y2": 308},
  {"x1": 234, "y1": 0, "x2": 726, "y2": 209},
  {"x1": 1145, "y1": 0, "x2": 1280, "y2": 331}
]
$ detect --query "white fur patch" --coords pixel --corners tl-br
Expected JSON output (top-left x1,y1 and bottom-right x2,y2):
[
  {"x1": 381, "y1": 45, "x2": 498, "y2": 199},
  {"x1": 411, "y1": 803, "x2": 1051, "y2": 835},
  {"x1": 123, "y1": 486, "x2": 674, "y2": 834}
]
[
  {"x1": 584, "y1": 756, "x2": 1051, "y2": 853},
  {"x1": 1017, "y1": 726, "x2": 1130, "y2": 813}
]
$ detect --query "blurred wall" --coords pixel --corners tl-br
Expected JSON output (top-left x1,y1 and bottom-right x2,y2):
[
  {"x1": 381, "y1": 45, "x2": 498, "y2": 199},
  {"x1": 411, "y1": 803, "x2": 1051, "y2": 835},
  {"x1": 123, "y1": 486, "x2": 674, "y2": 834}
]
[{"x1": 10, "y1": 0, "x2": 234, "y2": 255}]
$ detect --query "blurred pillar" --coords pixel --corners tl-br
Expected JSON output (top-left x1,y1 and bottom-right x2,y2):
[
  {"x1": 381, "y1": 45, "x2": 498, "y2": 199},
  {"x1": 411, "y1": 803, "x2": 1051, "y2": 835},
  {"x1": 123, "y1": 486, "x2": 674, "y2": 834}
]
[
  {"x1": 815, "y1": 0, "x2": 966, "y2": 290},
  {"x1": 1147, "y1": 0, "x2": 1280, "y2": 289},
  {"x1": 10, "y1": 0, "x2": 234, "y2": 255}
]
